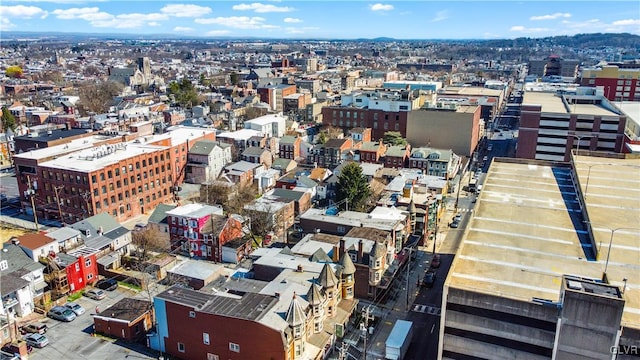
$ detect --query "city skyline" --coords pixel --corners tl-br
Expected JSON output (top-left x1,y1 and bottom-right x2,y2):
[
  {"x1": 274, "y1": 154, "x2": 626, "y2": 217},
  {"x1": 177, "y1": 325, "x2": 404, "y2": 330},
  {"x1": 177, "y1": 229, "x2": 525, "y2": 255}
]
[{"x1": 1, "y1": 1, "x2": 639, "y2": 40}]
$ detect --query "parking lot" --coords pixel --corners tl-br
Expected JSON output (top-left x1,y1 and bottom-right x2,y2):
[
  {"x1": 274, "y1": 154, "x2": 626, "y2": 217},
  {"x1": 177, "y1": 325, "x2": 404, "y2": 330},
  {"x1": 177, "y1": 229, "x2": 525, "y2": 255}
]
[{"x1": 24, "y1": 287, "x2": 156, "y2": 360}]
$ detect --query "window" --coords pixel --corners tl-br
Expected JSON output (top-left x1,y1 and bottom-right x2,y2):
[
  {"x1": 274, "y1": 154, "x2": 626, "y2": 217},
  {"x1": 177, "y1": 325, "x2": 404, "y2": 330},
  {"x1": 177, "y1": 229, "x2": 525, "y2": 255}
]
[
  {"x1": 178, "y1": 343, "x2": 185, "y2": 353},
  {"x1": 189, "y1": 311, "x2": 196, "y2": 318},
  {"x1": 85, "y1": 259, "x2": 91, "y2": 267},
  {"x1": 203, "y1": 333, "x2": 210, "y2": 345},
  {"x1": 229, "y1": 343, "x2": 240, "y2": 353},
  {"x1": 100, "y1": 173, "x2": 105, "y2": 181},
  {"x1": 87, "y1": 273, "x2": 93, "y2": 280},
  {"x1": 207, "y1": 354, "x2": 219, "y2": 360},
  {"x1": 75, "y1": 263, "x2": 80, "y2": 271}
]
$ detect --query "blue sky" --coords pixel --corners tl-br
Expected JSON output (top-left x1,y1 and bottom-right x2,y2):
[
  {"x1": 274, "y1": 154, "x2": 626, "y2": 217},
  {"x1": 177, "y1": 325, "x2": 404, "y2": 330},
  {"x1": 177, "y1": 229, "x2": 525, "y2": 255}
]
[{"x1": 1, "y1": 1, "x2": 639, "y2": 39}]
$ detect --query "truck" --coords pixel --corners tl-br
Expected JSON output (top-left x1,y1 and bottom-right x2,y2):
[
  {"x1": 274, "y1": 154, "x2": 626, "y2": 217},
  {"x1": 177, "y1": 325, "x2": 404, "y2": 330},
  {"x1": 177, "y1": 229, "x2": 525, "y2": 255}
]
[{"x1": 385, "y1": 320, "x2": 413, "y2": 360}]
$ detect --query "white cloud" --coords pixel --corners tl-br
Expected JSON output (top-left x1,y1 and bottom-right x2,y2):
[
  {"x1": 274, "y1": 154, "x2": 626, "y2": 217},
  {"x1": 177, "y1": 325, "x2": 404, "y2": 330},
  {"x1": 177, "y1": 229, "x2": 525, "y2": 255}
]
[
  {"x1": 284, "y1": 17, "x2": 302, "y2": 23},
  {"x1": 432, "y1": 10, "x2": 448, "y2": 22},
  {"x1": 1, "y1": 17, "x2": 16, "y2": 30},
  {"x1": 173, "y1": 26, "x2": 194, "y2": 32},
  {"x1": 530, "y1": 12, "x2": 571, "y2": 21},
  {"x1": 612, "y1": 19, "x2": 640, "y2": 26},
  {"x1": 206, "y1": 30, "x2": 230, "y2": 36},
  {"x1": 232, "y1": 3, "x2": 294, "y2": 13},
  {"x1": 509, "y1": 25, "x2": 551, "y2": 33},
  {"x1": 0, "y1": 5, "x2": 48, "y2": 18},
  {"x1": 370, "y1": 3, "x2": 393, "y2": 11},
  {"x1": 160, "y1": 4, "x2": 212, "y2": 18},
  {"x1": 195, "y1": 16, "x2": 279, "y2": 29},
  {"x1": 53, "y1": 7, "x2": 169, "y2": 29}
]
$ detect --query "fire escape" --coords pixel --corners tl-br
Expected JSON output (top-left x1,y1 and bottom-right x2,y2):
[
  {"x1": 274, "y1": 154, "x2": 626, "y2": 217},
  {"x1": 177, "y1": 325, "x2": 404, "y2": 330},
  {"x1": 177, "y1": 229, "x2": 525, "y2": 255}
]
[{"x1": 40, "y1": 254, "x2": 69, "y2": 299}]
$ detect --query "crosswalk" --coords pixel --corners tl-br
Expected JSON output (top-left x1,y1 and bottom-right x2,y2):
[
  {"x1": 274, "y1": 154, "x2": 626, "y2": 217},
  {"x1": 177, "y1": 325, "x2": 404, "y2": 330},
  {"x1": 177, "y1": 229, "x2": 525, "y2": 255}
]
[
  {"x1": 456, "y1": 208, "x2": 473, "y2": 213},
  {"x1": 412, "y1": 304, "x2": 441, "y2": 316}
]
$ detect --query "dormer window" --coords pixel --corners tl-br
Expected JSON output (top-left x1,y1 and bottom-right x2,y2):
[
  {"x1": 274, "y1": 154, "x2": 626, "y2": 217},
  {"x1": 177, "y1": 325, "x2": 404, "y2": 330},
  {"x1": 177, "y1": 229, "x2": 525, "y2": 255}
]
[{"x1": 83, "y1": 229, "x2": 91, "y2": 237}]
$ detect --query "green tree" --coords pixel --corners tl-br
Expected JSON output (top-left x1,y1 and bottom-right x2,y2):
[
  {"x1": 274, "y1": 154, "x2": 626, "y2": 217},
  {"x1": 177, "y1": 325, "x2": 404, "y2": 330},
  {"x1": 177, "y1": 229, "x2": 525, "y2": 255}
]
[
  {"x1": 1, "y1": 107, "x2": 17, "y2": 132},
  {"x1": 317, "y1": 131, "x2": 327, "y2": 144},
  {"x1": 383, "y1": 131, "x2": 407, "y2": 146},
  {"x1": 336, "y1": 162, "x2": 370, "y2": 211},
  {"x1": 168, "y1": 78, "x2": 201, "y2": 108}
]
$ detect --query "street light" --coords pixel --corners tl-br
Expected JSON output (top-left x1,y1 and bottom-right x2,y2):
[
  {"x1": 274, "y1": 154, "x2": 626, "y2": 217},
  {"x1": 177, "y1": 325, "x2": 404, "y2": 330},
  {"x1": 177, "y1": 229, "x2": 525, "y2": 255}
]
[
  {"x1": 581, "y1": 163, "x2": 640, "y2": 198},
  {"x1": 567, "y1": 133, "x2": 595, "y2": 158},
  {"x1": 601, "y1": 226, "x2": 640, "y2": 275}
]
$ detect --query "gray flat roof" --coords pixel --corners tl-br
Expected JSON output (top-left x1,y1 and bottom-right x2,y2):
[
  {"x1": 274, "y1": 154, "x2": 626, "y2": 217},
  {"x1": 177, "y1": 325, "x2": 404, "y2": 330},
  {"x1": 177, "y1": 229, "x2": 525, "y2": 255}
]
[{"x1": 446, "y1": 155, "x2": 640, "y2": 329}]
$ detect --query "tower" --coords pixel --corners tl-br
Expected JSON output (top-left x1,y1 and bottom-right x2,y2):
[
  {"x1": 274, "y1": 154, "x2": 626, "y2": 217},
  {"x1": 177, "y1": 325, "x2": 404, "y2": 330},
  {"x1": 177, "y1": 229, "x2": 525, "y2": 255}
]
[
  {"x1": 285, "y1": 293, "x2": 309, "y2": 359},
  {"x1": 339, "y1": 253, "x2": 356, "y2": 300},
  {"x1": 306, "y1": 283, "x2": 327, "y2": 333},
  {"x1": 318, "y1": 263, "x2": 340, "y2": 317}
]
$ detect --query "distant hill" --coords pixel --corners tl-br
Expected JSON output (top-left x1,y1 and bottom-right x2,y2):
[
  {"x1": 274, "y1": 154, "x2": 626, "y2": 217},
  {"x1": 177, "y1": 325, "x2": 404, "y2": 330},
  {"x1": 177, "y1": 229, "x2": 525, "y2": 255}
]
[
  {"x1": 483, "y1": 33, "x2": 640, "y2": 49},
  {"x1": 1, "y1": 31, "x2": 638, "y2": 48}
]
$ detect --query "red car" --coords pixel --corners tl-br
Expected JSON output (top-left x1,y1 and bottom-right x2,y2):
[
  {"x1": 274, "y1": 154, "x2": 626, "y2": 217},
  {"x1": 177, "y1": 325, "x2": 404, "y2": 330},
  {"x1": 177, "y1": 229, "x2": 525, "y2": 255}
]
[{"x1": 430, "y1": 254, "x2": 441, "y2": 269}]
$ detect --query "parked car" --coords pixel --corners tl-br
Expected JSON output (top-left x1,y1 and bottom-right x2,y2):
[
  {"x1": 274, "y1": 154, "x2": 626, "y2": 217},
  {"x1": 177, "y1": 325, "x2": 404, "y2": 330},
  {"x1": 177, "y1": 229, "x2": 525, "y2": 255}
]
[
  {"x1": 23, "y1": 334, "x2": 48, "y2": 348},
  {"x1": 454, "y1": 213, "x2": 462, "y2": 222},
  {"x1": 47, "y1": 306, "x2": 76, "y2": 322},
  {"x1": 64, "y1": 302, "x2": 85, "y2": 316},
  {"x1": 430, "y1": 254, "x2": 441, "y2": 269},
  {"x1": 450, "y1": 220, "x2": 459, "y2": 228},
  {"x1": 2, "y1": 342, "x2": 33, "y2": 354},
  {"x1": 96, "y1": 278, "x2": 118, "y2": 291},
  {"x1": 422, "y1": 270, "x2": 437, "y2": 288},
  {"x1": 19, "y1": 322, "x2": 47, "y2": 335},
  {"x1": 84, "y1": 288, "x2": 107, "y2": 300}
]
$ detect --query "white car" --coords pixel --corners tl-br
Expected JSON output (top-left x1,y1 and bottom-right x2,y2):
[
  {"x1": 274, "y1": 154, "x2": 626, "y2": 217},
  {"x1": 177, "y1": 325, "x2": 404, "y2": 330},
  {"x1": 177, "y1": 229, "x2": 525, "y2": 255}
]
[{"x1": 65, "y1": 302, "x2": 86, "y2": 316}]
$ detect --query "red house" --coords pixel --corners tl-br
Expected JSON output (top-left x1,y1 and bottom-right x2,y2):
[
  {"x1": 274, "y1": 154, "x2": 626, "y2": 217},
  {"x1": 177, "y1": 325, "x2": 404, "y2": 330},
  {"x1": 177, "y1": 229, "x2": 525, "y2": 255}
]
[
  {"x1": 42, "y1": 248, "x2": 99, "y2": 295},
  {"x1": 166, "y1": 204, "x2": 245, "y2": 262}
]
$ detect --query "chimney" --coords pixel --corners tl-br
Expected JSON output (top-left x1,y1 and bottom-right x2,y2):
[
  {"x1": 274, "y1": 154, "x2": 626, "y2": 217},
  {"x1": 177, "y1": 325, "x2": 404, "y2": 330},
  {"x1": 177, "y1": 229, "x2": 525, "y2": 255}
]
[
  {"x1": 296, "y1": 264, "x2": 303, "y2": 273},
  {"x1": 11, "y1": 238, "x2": 20, "y2": 246},
  {"x1": 357, "y1": 240, "x2": 364, "y2": 263},
  {"x1": 332, "y1": 244, "x2": 340, "y2": 262},
  {"x1": 97, "y1": 226, "x2": 103, "y2": 235},
  {"x1": 339, "y1": 239, "x2": 345, "y2": 260}
]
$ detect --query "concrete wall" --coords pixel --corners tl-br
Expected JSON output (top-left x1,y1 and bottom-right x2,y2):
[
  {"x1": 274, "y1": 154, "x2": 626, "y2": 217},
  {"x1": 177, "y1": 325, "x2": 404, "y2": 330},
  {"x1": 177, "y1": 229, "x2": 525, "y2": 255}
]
[{"x1": 406, "y1": 107, "x2": 480, "y2": 157}]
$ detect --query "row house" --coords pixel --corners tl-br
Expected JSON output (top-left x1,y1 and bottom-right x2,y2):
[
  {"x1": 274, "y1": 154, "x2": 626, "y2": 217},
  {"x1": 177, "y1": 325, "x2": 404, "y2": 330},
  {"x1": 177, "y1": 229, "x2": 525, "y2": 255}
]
[
  {"x1": 247, "y1": 135, "x2": 277, "y2": 156},
  {"x1": 69, "y1": 212, "x2": 132, "y2": 271},
  {"x1": 384, "y1": 144, "x2": 411, "y2": 168},
  {"x1": 241, "y1": 147, "x2": 273, "y2": 168},
  {"x1": 0, "y1": 243, "x2": 46, "y2": 329},
  {"x1": 223, "y1": 161, "x2": 263, "y2": 188},
  {"x1": 306, "y1": 138, "x2": 353, "y2": 169},
  {"x1": 278, "y1": 135, "x2": 302, "y2": 160},
  {"x1": 186, "y1": 139, "x2": 233, "y2": 184},
  {"x1": 166, "y1": 203, "x2": 224, "y2": 256},
  {"x1": 408, "y1": 147, "x2": 460, "y2": 179},
  {"x1": 244, "y1": 192, "x2": 296, "y2": 242},
  {"x1": 358, "y1": 140, "x2": 387, "y2": 163},
  {"x1": 40, "y1": 247, "x2": 99, "y2": 297}
]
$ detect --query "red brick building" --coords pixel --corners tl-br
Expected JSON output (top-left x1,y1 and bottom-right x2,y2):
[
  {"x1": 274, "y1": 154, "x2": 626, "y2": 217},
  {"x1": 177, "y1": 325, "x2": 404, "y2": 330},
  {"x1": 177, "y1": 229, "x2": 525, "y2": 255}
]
[
  {"x1": 358, "y1": 140, "x2": 387, "y2": 163},
  {"x1": 166, "y1": 203, "x2": 245, "y2": 262},
  {"x1": 12, "y1": 127, "x2": 215, "y2": 223},
  {"x1": 322, "y1": 106, "x2": 409, "y2": 140},
  {"x1": 278, "y1": 135, "x2": 301, "y2": 160},
  {"x1": 383, "y1": 144, "x2": 411, "y2": 168}
]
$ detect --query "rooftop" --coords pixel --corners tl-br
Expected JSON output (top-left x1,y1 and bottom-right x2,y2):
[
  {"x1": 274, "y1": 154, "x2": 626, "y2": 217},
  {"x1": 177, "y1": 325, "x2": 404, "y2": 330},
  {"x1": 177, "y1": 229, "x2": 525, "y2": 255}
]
[
  {"x1": 244, "y1": 113, "x2": 286, "y2": 126},
  {"x1": 94, "y1": 298, "x2": 151, "y2": 323},
  {"x1": 523, "y1": 91, "x2": 619, "y2": 116},
  {"x1": 447, "y1": 155, "x2": 640, "y2": 328},
  {"x1": 166, "y1": 203, "x2": 223, "y2": 219}
]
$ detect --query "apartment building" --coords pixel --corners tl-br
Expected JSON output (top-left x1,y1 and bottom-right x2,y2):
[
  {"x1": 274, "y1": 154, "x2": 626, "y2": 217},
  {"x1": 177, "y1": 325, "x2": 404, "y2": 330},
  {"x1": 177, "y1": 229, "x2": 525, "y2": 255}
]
[
  {"x1": 12, "y1": 126, "x2": 215, "y2": 223},
  {"x1": 528, "y1": 55, "x2": 580, "y2": 78},
  {"x1": 278, "y1": 135, "x2": 302, "y2": 160}
]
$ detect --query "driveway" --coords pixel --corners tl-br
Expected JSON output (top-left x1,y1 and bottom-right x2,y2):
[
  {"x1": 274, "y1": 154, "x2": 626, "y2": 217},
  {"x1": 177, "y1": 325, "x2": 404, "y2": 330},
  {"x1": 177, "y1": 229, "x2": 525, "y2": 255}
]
[{"x1": 26, "y1": 287, "x2": 156, "y2": 360}]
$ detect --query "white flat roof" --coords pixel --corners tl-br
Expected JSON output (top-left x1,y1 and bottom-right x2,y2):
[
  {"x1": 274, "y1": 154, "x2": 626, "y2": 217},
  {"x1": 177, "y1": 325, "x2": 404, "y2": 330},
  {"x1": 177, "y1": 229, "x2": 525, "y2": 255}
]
[{"x1": 244, "y1": 113, "x2": 285, "y2": 126}]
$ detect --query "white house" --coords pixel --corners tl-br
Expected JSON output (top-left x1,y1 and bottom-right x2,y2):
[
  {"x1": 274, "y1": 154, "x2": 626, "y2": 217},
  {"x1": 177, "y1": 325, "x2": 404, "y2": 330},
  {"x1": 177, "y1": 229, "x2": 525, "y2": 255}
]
[
  {"x1": 244, "y1": 113, "x2": 287, "y2": 138},
  {"x1": 187, "y1": 139, "x2": 233, "y2": 183}
]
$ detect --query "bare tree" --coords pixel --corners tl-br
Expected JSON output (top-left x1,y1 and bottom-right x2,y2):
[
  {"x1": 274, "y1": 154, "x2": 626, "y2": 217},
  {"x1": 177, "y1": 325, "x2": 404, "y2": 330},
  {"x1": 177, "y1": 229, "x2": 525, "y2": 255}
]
[
  {"x1": 77, "y1": 81, "x2": 123, "y2": 115},
  {"x1": 131, "y1": 227, "x2": 169, "y2": 262}
]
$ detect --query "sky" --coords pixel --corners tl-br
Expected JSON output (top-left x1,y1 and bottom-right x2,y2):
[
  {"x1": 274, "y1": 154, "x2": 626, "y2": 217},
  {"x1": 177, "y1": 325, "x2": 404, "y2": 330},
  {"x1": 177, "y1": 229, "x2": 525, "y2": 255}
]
[{"x1": 0, "y1": 1, "x2": 639, "y2": 40}]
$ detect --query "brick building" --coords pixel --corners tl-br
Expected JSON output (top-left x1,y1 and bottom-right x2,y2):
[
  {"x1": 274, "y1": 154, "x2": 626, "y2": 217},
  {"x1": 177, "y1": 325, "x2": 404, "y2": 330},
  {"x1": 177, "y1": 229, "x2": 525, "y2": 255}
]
[
  {"x1": 278, "y1": 135, "x2": 301, "y2": 160},
  {"x1": 93, "y1": 298, "x2": 153, "y2": 342},
  {"x1": 322, "y1": 106, "x2": 409, "y2": 140},
  {"x1": 12, "y1": 127, "x2": 215, "y2": 223},
  {"x1": 580, "y1": 64, "x2": 640, "y2": 101}
]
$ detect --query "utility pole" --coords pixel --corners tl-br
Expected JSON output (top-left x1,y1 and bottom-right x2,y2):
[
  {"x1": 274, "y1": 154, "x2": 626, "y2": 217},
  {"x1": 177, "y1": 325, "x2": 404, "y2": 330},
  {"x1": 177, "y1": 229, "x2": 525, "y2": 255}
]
[
  {"x1": 432, "y1": 203, "x2": 438, "y2": 255},
  {"x1": 26, "y1": 175, "x2": 39, "y2": 232},
  {"x1": 53, "y1": 185, "x2": 65, "y2": 223},
  {"x1": 361, "y1": 306, "x2": 370, "y2": 360},
  {"x1": 406, "y1": 247, "x2": 412, "y2": 311}
]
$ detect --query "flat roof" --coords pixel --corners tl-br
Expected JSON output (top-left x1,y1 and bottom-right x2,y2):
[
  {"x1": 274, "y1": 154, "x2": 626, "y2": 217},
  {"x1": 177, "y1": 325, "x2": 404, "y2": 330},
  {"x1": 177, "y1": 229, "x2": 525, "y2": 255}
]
[
  {"x1": 447, "y1": 156, "x2": 640, "y2": 328},
  {"x1": 523, "y1": 91, "x2": 619, "y2": 116}
]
